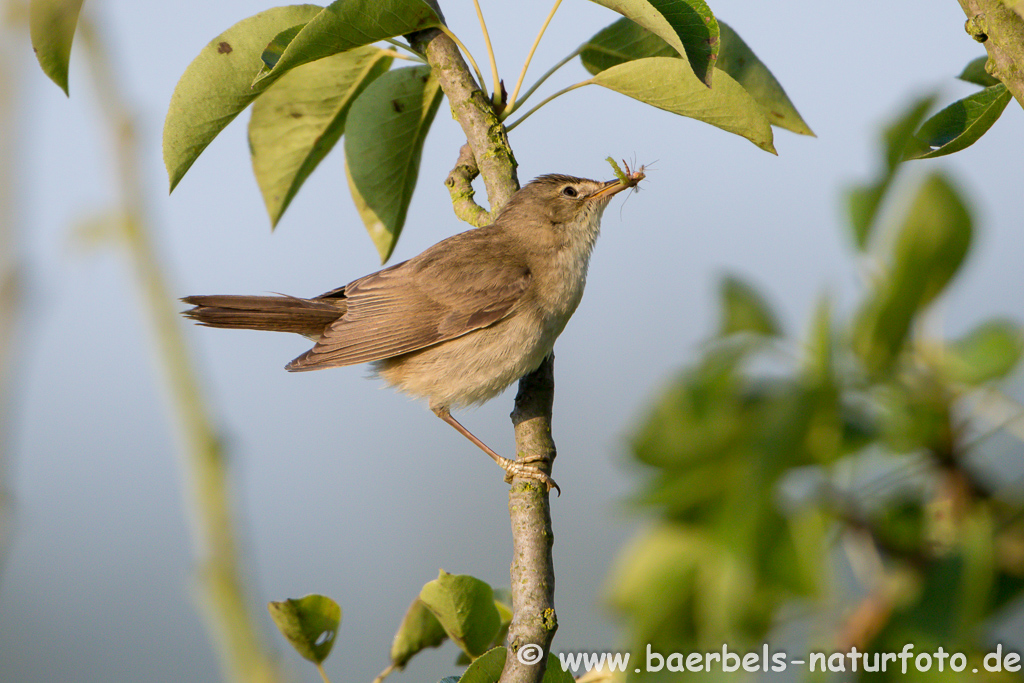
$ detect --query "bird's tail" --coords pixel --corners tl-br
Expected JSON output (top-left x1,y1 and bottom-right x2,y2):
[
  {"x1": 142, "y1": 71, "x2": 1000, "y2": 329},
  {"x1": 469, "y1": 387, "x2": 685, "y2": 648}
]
[{"x1": 181, "y1": 295, "x2": 344, "y2": 336}]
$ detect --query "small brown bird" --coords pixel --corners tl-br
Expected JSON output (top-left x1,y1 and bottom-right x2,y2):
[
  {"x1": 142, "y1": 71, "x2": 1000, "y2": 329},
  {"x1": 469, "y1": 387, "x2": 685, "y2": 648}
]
[{"x1": 183, "y1": 170, "x2": 643, "y2": 491}]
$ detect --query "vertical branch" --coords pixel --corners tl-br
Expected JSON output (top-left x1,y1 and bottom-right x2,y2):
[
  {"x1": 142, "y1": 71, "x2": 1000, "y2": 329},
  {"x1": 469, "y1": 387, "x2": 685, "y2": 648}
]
[
  {"x1": 505, "y1": 356, "x2": 558, "y2": 682},
  {"x1": 407, "y1": 27, "x2": 557, "y2": 683},
  {"x1": 76, "y1": 17, "x2": 281, "y2": 683},
  {"x1": 0, "y1": 4, "x2": 23, "y2": 560}
]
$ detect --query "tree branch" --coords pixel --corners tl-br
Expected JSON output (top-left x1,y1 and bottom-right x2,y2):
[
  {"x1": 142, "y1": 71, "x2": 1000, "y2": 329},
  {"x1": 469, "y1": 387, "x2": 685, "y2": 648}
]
[
  {"x1": 407, "y1": 25, "x2": 557, "y2": 683},
  {"x1": 445, "y1": 143, "x2": 492, "y2": 227},
  {"x1": 957, "y1": 0, "x2": 1024, "y2": 110},
  {"x1": 505, "y1": 355, "x2": 558, "y2": 682},
  {"x1": 407, "y1": 28, "x2": 519, "y2": 210}
]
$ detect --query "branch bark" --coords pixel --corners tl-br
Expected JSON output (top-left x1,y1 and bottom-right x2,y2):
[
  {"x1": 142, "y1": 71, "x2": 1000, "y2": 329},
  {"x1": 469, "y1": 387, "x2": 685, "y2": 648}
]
[
  {"x1": 957, "y1": 0, "x2": 1024, "y2": 110},
  {"x1": 407, "y1": 26, "x2": 557, "y2": 683}
]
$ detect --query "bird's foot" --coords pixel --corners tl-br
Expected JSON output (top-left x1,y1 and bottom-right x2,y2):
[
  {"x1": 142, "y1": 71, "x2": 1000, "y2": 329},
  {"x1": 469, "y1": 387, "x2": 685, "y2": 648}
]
[{"x1": 498, "y1": 456, "x2": 561, "y2": 496}]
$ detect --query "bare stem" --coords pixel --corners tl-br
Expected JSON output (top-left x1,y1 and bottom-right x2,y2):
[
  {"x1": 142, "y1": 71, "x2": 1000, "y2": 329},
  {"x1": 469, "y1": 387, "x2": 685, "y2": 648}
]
[
  {"x1": 472, "y1": 0, "x2": 502, "y2": 100},
  {"x1": 408, "y1": 25, "x2": 555, "y2": 683},
  {"x1": 505, "y1": 46, "x2": 582, "y2": 118},
  {"x1": 372, "y1": 663, "x2": 397, "y2": 683},
  {"x1": 77, "y1": 15, "x2": 281, "y2": 683},
  {"x1": 383, "y1": 37, "x2": 426, "y2": 61},
  {"x1": 505, "y1": 81, "x2": 588, "y2": 133},
  {"x1": 506, "y1": 0, "x2": 564, "y2": 114}
]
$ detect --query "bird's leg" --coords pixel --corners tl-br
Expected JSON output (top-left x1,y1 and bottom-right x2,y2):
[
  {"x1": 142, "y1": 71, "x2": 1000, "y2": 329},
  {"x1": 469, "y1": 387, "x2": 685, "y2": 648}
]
[{"x1": 432, "y1": 406, "x2": 560, "y2": 495}]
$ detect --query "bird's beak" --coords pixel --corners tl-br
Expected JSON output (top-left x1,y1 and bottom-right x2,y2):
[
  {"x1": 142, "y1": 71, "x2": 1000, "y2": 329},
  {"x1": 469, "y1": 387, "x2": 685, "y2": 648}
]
[{"x1": 588, "y1": 179, "x2": 630, "y2": 200}]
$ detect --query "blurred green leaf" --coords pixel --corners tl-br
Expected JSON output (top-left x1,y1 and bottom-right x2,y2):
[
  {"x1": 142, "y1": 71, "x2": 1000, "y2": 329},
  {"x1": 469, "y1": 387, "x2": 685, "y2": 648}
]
[
  {"x1": 162, "y1": 5, "x2": 324, "y2": 191},
  {"x1": 853, "y1": 173, "x2": 973, "y2": 376},
  {"x1": 249, "y1": 46, "x2": 393, "y2": 227},
  {"x1": 904, "y1": 84, "x2": 1011, "y2": 160},
  {"x1": 586, "y1": 58, "x2": 775, "y2": 154},
  {"x1": 390, "y1": 599, "x2": 447, "y2": 669},
  {"x1": 253, "y1": 0, "x2": 442, "y2": 84},
  {"x1": 846, "y1": 95, "x2": 936, "y2": 248},
  {"x1": 958, "y1": 56, "x2": 999, "y2": 87},
  {"x1": 419, "y1": 571, "x2": 500, "y2": 659},
  {"x1": 267, "y1": 594, "x2": 341, "y2": 664},
  {"x1": 344, "y1": 65, "x2": 443, "y2": 262},
  {"x1": 803, "y1": 296, "x2": 833, "y2": 383},
  {"x1": 622, "y1": 342, "x2": 833, "y2": 654},
  {"x1": 29, "y1": 0, "x2": 84, "y2": 95},
  {"x1": 941, "y1": 319, "x2": 1024, "y2": 385},
  {"x1": 581, "y1": 18, "x2": 811, "y2": 135},
  {"x1": 631, "y1": 343, "x2": 748, "y2": 471},
  {"x1": 607, "y1": 523, "x2": 772, "y2": 649},
  {"x1": 872, "y1": 500, "x2": 926, "y2": 555},
  {"x1": 586, "y1": 0, "x2": 720, "y2": 86},
  {"x1": 718, "y1": 275, "x2": 781, "y2": 337}
]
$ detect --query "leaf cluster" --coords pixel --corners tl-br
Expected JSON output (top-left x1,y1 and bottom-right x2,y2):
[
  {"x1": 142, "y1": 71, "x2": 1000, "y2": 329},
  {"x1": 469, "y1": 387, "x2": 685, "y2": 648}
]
[
  {"x1": 609, "y1": 96, "x2": 1024, "y2": 678},
  {"x1": 33, "y1": 0, "x2": 812, "y2": 263}
]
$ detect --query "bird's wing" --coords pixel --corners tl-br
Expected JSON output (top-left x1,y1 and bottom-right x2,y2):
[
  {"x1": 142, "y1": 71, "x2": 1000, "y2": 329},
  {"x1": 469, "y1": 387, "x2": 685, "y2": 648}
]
[{"x1": 287, "y1": 228, "x2": 531, "y2": 370}]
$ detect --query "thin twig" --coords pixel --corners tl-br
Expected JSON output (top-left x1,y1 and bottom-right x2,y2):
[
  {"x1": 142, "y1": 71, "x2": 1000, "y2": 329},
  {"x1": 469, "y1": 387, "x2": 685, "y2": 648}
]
[
  {"x1": 383, "y1": 37, "x2": 426, "y2": 61},
  {"x1": 505, "y1": 81, "x2": 588, "y2": 132},
  {"x1": 505, "y1": 46, "x2": 582, "y2": 118},
  {"x1": 471, "y1": 0, "x2": 501, "y2": 100},
  {"x1": 506, "y1": 0, "x2": 563, "y2": 115}
]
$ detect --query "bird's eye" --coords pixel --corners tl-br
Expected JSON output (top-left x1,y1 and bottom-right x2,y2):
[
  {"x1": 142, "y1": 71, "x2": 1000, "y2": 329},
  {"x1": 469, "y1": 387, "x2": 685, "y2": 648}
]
[{"x1": 561, "y1": 186, "x2": 578, "y2": 198}]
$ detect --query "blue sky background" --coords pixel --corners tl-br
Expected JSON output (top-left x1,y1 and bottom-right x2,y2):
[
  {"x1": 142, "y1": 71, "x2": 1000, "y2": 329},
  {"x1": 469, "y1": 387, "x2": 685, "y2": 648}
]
[{"x1": 2, "y1": 1, "x2": 1022, "y2": 681}]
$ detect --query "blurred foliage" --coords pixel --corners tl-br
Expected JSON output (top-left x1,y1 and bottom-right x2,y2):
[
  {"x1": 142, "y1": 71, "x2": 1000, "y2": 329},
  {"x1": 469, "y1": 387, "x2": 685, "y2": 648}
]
[{"x1": 610, "y1": 95, "x2": 1024, "y2": 680}]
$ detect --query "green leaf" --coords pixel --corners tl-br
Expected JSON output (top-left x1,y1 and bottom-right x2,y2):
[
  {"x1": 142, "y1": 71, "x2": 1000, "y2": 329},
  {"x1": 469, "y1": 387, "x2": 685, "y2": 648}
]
[
  {"x1": 419, "y1": 571, "x2": 500, "y2": 660},
  {"x1": 846, "y1": 94, "x2": 936, "y2": 248},
  {"x1": 29, "y1": 0, "x2": 84, "y2": 95},
  {"x1": 853, "y1": 173, "x2": 973, "y2": 376},
  {"x1": 457, "y1": 646, "x2": 572, "y2": 683},
  {"x1": 253, "y1": 0, "x2": 442, "y2": 84},
  {"x1": 585, "y1": 58, "x2": 775, "y2": 154},
  {"x1": 718, "y1": 275, "x2": 781, "y2": 337},
  {"x1": 389, "y1": 598, "x2": 448, "y2": 669},
  {"x1": 586, "y1": 0, "x2": 720, "y2": 86},
  {"x1": 249, "y1": 46, "x2": 393, "y2": 227},
  {"x1": 715, "y1": 22, "x2": 813, "y2": 136},
  {"x1": 941, "y1": 319, "x2": 1024, "y2": 385},
  {"x1": 958, "y1": 56, "x2": 999, "y2": 87},
  {"x1": 459, "y1": 647, "x2": 506, "y2": 683},
  {"x1": 267, "y1": 594, "x2": 341, "y2": 664},
  {"x1": 581, "y1": 18, "x2": 810, "y2": 136},
  {"x1": 162, "y1": 5, "x2": 324, "y2": 192},
  {"x1": 904, "y1": 84, "x2": 1011, "y2": 160},
  {"x1": 344, "y1": 65, "x2": 444, "y2": 262},
  {"x1": 454, "y1": 597, "x2": 513, "y2": 665}
]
